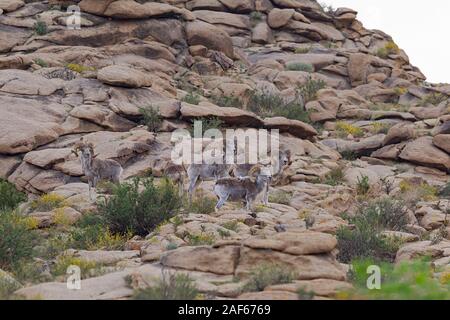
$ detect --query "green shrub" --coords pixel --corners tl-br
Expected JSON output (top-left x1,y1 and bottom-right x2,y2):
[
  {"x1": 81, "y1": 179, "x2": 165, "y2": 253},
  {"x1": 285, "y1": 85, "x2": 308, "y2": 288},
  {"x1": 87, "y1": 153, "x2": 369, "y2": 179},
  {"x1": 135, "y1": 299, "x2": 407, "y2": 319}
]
[
  {"x1": 0, "y1": 179, "x2": 26, "y2": 211},
  {"x1": 356, "y1": 175, "x2": 370, "y2": 196},
  {"x1": 139, "y1": 106, "x2": 162, "y2": 133},
  {"x1": 181, "y1": 91, "x2": 201, "y2": 105},
  {"x1": 420, "y1": 93, "x2": 448, "y2": 106},
  {"x1": 294, "y1": 47, "x2": 310, "y2": 54},
  {"x1": 340, "y1": 150, "x2": 358, "y2": 161},
  {"x1": 439, "y1": 182, "x2": 450, "y2": 198},
  {"x1": 34, "y1": 21, "x2": 48, "y2": 35},
  {"x1": 66, "y1": 63, "x2": 96, "y2": 73},
  {"x1": 34, "y1": 58, "x2": 48, "y2": 68},
  {"x1": 298, "y1": 76, "x2": 326, "y2": 103},
  {"x1": 210, "y1": 95, "x2": 242, "y2": 108},
  {"x1": 342, "y1": 259, "x2": 450, "y2": 300},
  {"x1": 337, "y1": 198, "x2": 409, "y2": 263},
  {"x1": 0, "y1": 211, "x2": 35, "y2": 271},
  {"x1": 221, "y1": 220, "x2": 239, "y2": 232},
  {"x1": 97, "y1": 178, "x2": 181, "y2": 236},
  {"x1": 31, "y1": 193, "x2": 66, "y2": 212},
  {"x1": 133, "y1": 272, "x2": 198, "y2": 300},
  {"x1": 243, "y1": 263, "x2": 296, "y2": 292},
  {"x1": 0, "y1": 273, "x2": 21, "y2": 300},
  {"x1": 185, "y1": 232, "x2": 215, "y2": 246},
  {"x1": 189, "y1": 117, "x2": 224, "y2": 135},
  {"x1": 52, "y1": 256, "x2": 99, "y2": 277},
  {"x1": 322, "y1": 167, "x2": 344, "y2": 186},
  {"x1": 249, "y1": 11, "x2": 263, "y2": 26},
  {"x1": 286, "y1": 62, "x2": 314, "y2": 72},
  {"x1": 268, "y1": 190, "x2": 291, "y2": 205},
  {"x1": 336, "y1": 121, "x2": 364, "y2": 138},
  {"x1": 247, "y1": 92, "x2": 311, "y2": 123},
  {"x1": 186, "y1": 194, "x2": 216, "y2": 215},
  {"x1": 376, "y1": 41, "x2": 399, "y2": 59}
]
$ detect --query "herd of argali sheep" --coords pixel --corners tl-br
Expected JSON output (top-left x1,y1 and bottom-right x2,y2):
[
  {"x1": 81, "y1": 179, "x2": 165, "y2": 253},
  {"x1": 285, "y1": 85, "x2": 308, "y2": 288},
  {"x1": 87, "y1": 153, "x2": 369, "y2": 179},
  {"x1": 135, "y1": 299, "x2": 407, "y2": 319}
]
[{"x1": 72, "y1": 138, "x2": 292, "y2": 211}]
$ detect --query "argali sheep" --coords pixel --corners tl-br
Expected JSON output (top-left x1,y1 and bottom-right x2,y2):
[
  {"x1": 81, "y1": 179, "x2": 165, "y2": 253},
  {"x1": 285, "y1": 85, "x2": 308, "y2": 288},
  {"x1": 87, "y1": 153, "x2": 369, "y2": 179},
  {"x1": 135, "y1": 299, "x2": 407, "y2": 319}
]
[{"x1": 72, "y1": 139, "x2": 123, "y2": 201}]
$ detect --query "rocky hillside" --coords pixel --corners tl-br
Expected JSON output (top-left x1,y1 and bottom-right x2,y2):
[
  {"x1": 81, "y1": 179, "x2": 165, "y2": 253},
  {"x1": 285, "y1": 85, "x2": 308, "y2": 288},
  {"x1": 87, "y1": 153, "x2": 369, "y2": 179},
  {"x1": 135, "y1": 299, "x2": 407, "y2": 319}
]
[{"x1": 0, "y1": 0, "x2": 449, "y2": 300}]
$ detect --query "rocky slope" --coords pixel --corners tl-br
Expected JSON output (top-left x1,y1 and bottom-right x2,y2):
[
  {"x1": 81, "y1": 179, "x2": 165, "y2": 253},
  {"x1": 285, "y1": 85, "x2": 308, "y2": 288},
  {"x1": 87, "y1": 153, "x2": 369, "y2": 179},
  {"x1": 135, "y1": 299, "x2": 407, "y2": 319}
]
[{"x1": 0, "y1": 0, "x2": 449, "y2": 300}]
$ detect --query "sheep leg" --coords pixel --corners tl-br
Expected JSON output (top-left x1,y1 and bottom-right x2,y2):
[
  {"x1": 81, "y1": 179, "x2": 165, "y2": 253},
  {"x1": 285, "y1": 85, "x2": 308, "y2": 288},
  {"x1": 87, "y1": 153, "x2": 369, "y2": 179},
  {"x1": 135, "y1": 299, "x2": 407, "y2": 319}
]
[
  {"x1": 188, "y1": 175, "x2": 199, "y2": 203},
  {"x1": 215, "y1": 193, "x2": 229, "y2": 212}
]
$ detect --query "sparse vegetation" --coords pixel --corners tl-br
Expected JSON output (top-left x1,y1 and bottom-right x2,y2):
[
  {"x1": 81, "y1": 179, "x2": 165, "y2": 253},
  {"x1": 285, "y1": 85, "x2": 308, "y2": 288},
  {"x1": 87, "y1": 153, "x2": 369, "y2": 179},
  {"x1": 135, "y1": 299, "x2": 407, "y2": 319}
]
[
  {"x1": 243, "y1": 263, "x2": 296, "y2": 292},
  {"x1": 268, "y1": 190, "x2": 292, "y2": 205},
  {"x1": 31, "y1": 193, "x2": 66, "y2": 212},
  {"x1": 286, "y1": 62, "x2": 314, "y2": 72},
  {"x1": 420, "y1": 92, "x2": 448, "y2": 106},
  {"x1": 221, "y1": 220, "x2": 239, "y2": 232},
  {"x1": 189, "y1": 117, "x2": 224, "y2": 135},
  {"x1": 97, "y1": 177, "x2": 182, "y2": 236},
  {"x1": 247, "y1": 92, "x2": 311, "y2": 123},
  {"x1": 185, "y1": 194, "x2": 216, "y2": 215},
  {"x1": 337, "y1": 198, "x2": 409, "y2": 263},
  {"x1": 66, "y1": 63, "x2": 95, "y2": 73},
  {"x1": 341, "y1": 259, "x2": 450, "y2": 300},
  {"x1": 52, "y1": 256, "x2": 99, "y2": 278},
  {"x1": 294, "y1": 46, "x2": 311, "y2": 54},
  {"x1": 322, "y1": 167, "x2": 345, "y2": 186},
  {"x1": 139, "y1": 106, "x2": 163, "y2": 132},
  {"x1": 336, "y1": 121, "x2": 364, "y2": 138},
  {"x1": 133, "y1": 272, "x2": 198, "y2": 300},
  {"x1": 0, "y1": 179, "x2": 26, "y2": 212},
  {"x1": 0, "y1": 211, "x2": 36, "y2": 271},
  {"x1": 356, "y1": 175, "x2": 370, "y2": 196},
  {"x1": 34, "y1": 21, "x2": 48, "y2": 35},
  {"x1": 34, "y1": 58, "x2": 48, "y2": 68},
  {"x1": 182, "y1": 91, "x2": 201, "y2": 105},
  {"x1": 298, "y1": 76, "x2": 326, "y2": 103},
  {"x1": 185, "y1": 232, "x2": 215, "y2": 246},
  {"x1": 376, "y1": 41, "x2": 399, "y2": 58},
  {"x1": 370, "y1": 122, "x2": 391, "y2": 134},
  {"x1": 210, "y1": 95, "x2": 242, "y2": 109}
]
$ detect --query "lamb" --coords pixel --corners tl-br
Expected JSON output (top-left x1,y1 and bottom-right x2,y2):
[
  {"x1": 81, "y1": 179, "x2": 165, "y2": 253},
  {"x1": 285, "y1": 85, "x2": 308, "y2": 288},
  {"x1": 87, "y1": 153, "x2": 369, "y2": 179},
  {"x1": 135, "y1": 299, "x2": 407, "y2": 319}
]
[
  {"x1": 187, "y1": 162, "x2": 232, "y2": 202},
  {"x1": 214, "y1": 164, "x2": 272, "y2": 211},
  {"x1": 72, "y1": 139, "x2": 123, "y2": 201}
]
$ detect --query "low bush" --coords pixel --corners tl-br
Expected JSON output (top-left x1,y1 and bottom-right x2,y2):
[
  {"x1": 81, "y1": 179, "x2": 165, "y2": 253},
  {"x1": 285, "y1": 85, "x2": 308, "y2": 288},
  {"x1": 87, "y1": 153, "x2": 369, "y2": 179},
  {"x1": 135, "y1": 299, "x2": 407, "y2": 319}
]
[
  {"x1": 52, "y1": 256, "x2": 98, "y2": 278},
  {"x1": 97, "y1": 178, "x2": 182, "y2": 236},
  {"x1": 247, "y1": 92, "x2": 311, "y2": 123},
  {"x1": 189, "y1": 117, "x2": 224, "y2": 135},
  {"x1": 337, "y1": 198, "x2": 409, "y2": 263},
  {"x1": 186, "y1": 194, "x2": 216, "y2": 215},
  {"x1": 66, "y1": 63, "x2": 95, "y2": 73},
  {"x1": 336, "y1": 121, "x2": 364, "y2": 138},
  {"x1": 356, "y1": 175, "x2": 370, "y2": 196},
  {"x1": 322, "y1": 167, "x2": 344, "y2": 186},
  {"x1": 341, "y1": 259, "x2": 450, "y2": 300},
  {"x1": 210, "y1": 95, "x2": 241, "y2": 109},
  {"x1": 268, "y1": 190, "x2": 291, "y2": 205},
  {"x1": 181, "y1": 91, "x2": 201, "y2": 105},
  {"x1": 133, "y1": 272, "x2": 198, "y2": 300},
  {"x1": 0, "y1": 211, "x2": 35, "y2": 271},
  {"x1": 420, "y1": 93, "x2": 448, "y2": 106},
  {"x1": 34, "y1": 21, "x2": 48, "y2": 35},
  {"x1": 139, "y1": 106, "x2": 162, "y2": 133},
  {"x1": 243, "y1": 263, "x2": 296, "y2": 292},
  {"x1": 286, "y1": 62, "x2": 314, "y2": 72},
  {"x1": 31, "y1": 193, "x2": 66, "y2": 212},
  {"x1": 185, "y1": 232, "x2": 215, "y2": 246},
  {"x1": 298, "y1": 76, "x2": 326, "y2": 103},
  {"x1": 0, "y1": 179, "x2": 26, "y2": 211},
  {"x1": 221, "y1": 220, "x2": 239, "y2": 232}
]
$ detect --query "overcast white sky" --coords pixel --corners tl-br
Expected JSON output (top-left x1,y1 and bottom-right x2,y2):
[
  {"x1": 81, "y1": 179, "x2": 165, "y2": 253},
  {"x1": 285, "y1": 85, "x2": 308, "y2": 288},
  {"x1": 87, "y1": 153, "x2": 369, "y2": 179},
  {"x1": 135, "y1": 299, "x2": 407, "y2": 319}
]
[{"x1": 323, "y1": 0, "x2": 450, "y2": 84}]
